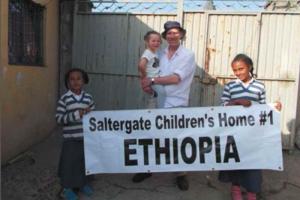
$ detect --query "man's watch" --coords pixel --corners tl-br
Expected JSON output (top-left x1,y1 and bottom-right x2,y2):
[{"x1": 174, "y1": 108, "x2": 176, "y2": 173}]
[{"x1": 151, "y1": 77, "x2": 155, "y2": 85}]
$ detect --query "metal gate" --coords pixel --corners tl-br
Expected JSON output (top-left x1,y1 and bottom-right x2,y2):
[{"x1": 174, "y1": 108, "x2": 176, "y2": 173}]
[{"x1": 72, "y1": 3, "x2": 300, "y2": 149}]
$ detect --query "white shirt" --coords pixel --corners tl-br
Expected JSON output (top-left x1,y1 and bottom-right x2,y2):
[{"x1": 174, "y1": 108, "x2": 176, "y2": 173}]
[
  {"x1": 69, "y1": 90, "x2": 83, "y2": 101},
  {"x1": 236, "y1": 77, "x2": 254, "y2": 88},
  {"x1": 141, "y1": 49, "x2": 160, "y2": 78},
  {"x1": 159, "y1": 45, "x2": 196, "y2": 108},
  {"x1": 236, "y1": 78, "x2": 261, "y2": 105}
]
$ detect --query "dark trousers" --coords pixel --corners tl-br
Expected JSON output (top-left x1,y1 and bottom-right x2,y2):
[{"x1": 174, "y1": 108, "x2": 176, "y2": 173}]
[
  {"x1": 218, "y1": 170, "x2": 262, "y2": 193},
  {"x1": 58, "y1": 139, "x2": 88, "y2": 188}
]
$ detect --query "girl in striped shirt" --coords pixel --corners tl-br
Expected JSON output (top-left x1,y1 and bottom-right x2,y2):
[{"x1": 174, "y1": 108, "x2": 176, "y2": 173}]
[
  {"x1": 218, "y1": 54, "x2": 281, "y2": 200},
  {"x1": 221, "y1": 54, "x2": 265, "y2": 107},
  {"x1": 56, "y1": 68, "x2": 95, "y2": 200}
]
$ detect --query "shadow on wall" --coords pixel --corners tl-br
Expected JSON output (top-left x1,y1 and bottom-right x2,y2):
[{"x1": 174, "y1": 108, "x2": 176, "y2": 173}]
[
  {"x1": 295, "y1": 68, "x2": 300, "y2": 149},
  {"x1": 286, "y1": 119, "x2": 297, "y2": 150},
  {"x1": 296, "y1": 124, "x2": 300, "y2": 149},
  {"x1": 70, "y1": 14, "x2": 225, "y2": 110},
  {"x1": 189, "y1": 66, "x2": 224, "y2": 108}
]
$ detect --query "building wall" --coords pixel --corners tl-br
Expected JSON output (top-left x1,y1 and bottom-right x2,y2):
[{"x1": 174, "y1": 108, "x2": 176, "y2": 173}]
[{"x1": 1, "y1": 0, "x2": 59, "y2": 163}]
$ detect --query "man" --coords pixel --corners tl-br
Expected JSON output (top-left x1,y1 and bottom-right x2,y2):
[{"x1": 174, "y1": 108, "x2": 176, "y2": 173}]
[{"x1": 133, "y1": 21, "x2": 197, "y2": 191}]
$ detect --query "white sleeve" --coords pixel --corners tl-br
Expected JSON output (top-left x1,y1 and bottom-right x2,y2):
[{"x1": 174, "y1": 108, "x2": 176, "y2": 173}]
[
  {"x1": 173, "y1": 53, "x2": 196, "y2": 81},
  {"x1": 141, "y1": 49, "x2": 153, "y2": 61}
]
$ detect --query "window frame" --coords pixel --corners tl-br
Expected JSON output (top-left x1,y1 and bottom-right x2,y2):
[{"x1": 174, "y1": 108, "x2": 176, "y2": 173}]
[{"x1": 8, "y1": 0, "x2": 45, "y2": 66}]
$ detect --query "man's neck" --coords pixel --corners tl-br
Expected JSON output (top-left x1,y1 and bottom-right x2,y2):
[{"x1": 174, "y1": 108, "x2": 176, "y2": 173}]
[
  {"x1": 168, "y1": 44, "x2": 180, "y2": 52},
  {"x1": 167, "y1": 44, "x2": 180, "y2": 59}
]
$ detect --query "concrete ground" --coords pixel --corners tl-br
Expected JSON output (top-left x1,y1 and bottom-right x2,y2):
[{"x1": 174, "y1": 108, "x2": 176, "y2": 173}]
[{"x1": 2, "y1": 128, "x2": 300, "y2": 200}]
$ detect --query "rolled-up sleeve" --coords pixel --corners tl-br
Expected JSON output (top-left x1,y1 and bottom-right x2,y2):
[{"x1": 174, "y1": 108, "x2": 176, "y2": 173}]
[{"x1": 173, "y1": 53, "x2": 196, "y2": 81}]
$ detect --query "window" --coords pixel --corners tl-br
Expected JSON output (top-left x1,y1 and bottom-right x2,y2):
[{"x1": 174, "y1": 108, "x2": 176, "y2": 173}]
[{"x1": 8, "y1": 0, "x2": 44, "y2": 66}]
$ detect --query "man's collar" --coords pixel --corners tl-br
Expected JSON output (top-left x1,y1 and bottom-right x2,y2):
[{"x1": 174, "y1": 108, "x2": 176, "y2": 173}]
[{"x1": 164, "y1": 44, "x2": 183, "y2": 56}]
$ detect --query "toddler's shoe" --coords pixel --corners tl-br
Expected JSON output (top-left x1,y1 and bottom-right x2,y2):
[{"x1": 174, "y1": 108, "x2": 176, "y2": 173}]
[
  {"x1": 153, "y1": 91, "x2": 158, "y2": 98},
  {"x1": 63, "y1": 188, "x2": 78, "y2": 200},
  {"x1": 80, "y1": 185, "x2": 94, "y2": 197}
]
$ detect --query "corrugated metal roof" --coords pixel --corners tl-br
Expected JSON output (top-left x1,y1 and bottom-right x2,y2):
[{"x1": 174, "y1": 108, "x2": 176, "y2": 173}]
[
  {"x1": 85, "y1": 0, "x2": 267, "y2": 14},
  {"x1": 185, "y1": 0, "x2": 266, "y2": 11}
]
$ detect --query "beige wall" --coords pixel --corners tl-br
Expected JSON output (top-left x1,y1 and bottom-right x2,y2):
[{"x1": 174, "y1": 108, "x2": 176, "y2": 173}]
[{"x1": 1, "y1": 0, "x2": 59, "y2": 163}]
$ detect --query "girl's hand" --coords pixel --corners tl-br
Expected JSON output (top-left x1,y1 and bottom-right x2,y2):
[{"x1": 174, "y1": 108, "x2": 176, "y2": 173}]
[
  {"x1": 274, "y1": 101, "x2": 282, "y2": 111},
  {"x1": 79, "y1": 109, "x2": 84, "y2": 118},
  {"x1": 238, "y1": 99, "x2": 251, "y2": 107},
  {"x1": 227, "y1": 99, "x2": 251, "y2": 107},
  {"x1": 79, "y1": 108, "x2": 91, "y2": 118},
  {"x1": 84, "y1": 107, "x2": 91, "y2": 113}
]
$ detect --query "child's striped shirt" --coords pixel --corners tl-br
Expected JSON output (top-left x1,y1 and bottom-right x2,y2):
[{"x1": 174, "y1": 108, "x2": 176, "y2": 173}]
[
  {"x1": 221, "y1": 78, "x2": 266, "y2": 105},
  {"x1": 56, "y1": 90, "x2": 95, "y2": 139}
]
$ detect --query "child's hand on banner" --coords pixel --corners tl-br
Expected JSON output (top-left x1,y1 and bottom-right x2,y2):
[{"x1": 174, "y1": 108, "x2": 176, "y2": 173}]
[{"x1": 274, "y1": 101, "x2": 282, "y2": 111}]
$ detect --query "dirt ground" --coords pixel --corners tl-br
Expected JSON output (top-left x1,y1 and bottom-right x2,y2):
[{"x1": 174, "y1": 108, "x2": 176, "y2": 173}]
[{"x1": 2, "y1": 128, "x2": 300, "y2": 200}]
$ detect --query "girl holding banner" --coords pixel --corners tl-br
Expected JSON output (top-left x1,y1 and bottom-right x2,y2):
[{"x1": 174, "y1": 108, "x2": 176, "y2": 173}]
[
  {"x1": 218, "y1": 54, "x2": 281, "y2": 200},
  {"x1": 56, "y1": 68, "x2": 95, "y2": 200}
]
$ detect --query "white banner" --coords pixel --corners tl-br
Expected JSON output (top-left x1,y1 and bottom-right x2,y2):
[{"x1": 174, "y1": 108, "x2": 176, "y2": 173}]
[{"x1": 83, "y1": 104, "x2": 283, "y2": 175}]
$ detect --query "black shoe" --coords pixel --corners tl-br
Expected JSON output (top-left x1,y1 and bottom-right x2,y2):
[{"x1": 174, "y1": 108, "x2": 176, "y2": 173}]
[
  {"x1": 176, "y1": 175, "x2": 189, "y2": 191},
  {"x1": 132, "y1": 173, "x2": 152, "y2": 183},
  {"x1": 152, "y1": 91, "x2": 158, "y2": 98}
]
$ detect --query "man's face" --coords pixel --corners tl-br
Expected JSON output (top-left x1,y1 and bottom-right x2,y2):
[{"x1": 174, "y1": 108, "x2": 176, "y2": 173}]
[{"x1": 166, "y1": 28, "x2": 182, "y2": 46}]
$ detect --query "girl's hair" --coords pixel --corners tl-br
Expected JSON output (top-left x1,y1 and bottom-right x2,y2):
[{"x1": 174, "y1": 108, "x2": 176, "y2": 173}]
[
  {"x1": 232, "y1": 53, "x2": 255, "y2": 77},
  {"x1": 64, "y1": 68, "x2": 89, "y2": 89},
  {"x1": 144, "y1": 30, "x2": 161, "y2": 41}
]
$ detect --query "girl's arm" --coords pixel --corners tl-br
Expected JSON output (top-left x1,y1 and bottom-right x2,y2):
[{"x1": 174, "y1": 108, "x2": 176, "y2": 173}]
[
  {"x1": 226, "y1": 99, "x2": 251, "y2": 107},
  {"x1": 80, "y1": 93, "x2": 96, "y2": 115},
  {"x1": 83, "y1": 98, "x2": 96, "y2": 114},
  {"x1": 55, "y1": 99, "x2": 82, "y2": 124},
  {"x1": 139, "y1": 58, "x2": 154, "y2": 94},
  {"x1": 138, "y1": 58, "x2": 148, "y2": 79},
  {"x1": 259, "y1": 90, "x2": 266, "y2": 104},
  {"x1": 89, "y1": 99, "x2": 95, "y2": 110},
  {"x1": 221, "y1": 84, "x2": 231, "y2": 106},
  {"x1": 221, "y1": 84, "x2": 251, "y2": 107}
]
